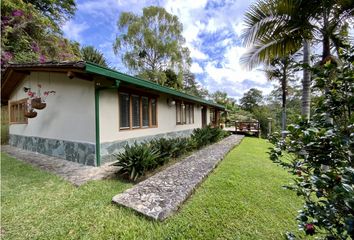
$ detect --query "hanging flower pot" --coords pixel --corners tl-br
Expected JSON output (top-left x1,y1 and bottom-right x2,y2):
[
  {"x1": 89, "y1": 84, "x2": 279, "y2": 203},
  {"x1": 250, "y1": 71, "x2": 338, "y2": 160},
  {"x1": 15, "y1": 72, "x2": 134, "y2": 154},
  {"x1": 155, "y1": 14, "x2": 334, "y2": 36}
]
[
  {"x1": 31, "y1": 98, "x2": 46, "y2": 110},
  {"x1": 24, "y1": 110, "x2": 37, "y2": 118}
]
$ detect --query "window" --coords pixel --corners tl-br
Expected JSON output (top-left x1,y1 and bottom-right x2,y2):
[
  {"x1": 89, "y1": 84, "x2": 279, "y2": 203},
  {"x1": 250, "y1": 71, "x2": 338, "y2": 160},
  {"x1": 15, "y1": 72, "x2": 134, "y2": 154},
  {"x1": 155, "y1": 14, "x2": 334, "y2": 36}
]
[
  {"x1": 132, "y1": 95, "x2": 140, "y2": 128},
  {"x1": 176, "y1": 101, "x2": 194, "y2": 125},
  {"x1": 119, "y1": 92, "x2": 157, "y2": 130},
  {"x1": 9, "y1": 98, "x2": 28, "y2": 124},
  {"x1": 142, "y1": 97, "x2": 149, "y2": 127},
  {"x1": 119, "y1": 93, "x2": 130, "y2": 129},
  {"x1": 151, "y1": 98, "x2": 157, "y2": 126},
  {"x1": 210, "y1": 108, "x2": 216, "y2": 124}
]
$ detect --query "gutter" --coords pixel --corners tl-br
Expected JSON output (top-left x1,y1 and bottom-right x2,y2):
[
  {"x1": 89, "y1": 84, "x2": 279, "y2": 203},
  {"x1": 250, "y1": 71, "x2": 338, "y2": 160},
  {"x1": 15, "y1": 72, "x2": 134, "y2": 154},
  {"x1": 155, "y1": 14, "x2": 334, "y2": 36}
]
[{"x1": 94, "y1": 80, "x2": 120, "y2": 166}]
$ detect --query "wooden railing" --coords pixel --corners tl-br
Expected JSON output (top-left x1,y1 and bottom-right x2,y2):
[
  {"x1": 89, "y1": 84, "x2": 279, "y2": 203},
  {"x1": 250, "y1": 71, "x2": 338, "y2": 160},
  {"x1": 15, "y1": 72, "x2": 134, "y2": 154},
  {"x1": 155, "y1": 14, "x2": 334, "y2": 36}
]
[{"x1": 224, "y1": 121, "x2": 260, "y2": 137}]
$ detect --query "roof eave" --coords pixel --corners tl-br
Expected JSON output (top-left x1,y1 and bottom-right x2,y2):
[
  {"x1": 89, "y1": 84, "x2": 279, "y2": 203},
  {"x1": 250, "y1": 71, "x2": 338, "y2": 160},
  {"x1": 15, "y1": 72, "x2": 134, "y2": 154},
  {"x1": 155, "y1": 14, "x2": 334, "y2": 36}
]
[{"x1": 85, "y1": 62, "x2": 225, "y2": 110}]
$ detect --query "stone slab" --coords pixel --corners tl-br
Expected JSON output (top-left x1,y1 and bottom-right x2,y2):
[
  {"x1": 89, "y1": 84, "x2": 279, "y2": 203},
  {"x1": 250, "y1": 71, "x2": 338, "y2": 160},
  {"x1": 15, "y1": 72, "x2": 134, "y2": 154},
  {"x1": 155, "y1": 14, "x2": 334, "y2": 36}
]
[
  {"x1": 112, "y1": 134, "x2": 244, "y2": 220},
  {"x1": 1, "y1": 145, "x2": 119, "y2": 186}
]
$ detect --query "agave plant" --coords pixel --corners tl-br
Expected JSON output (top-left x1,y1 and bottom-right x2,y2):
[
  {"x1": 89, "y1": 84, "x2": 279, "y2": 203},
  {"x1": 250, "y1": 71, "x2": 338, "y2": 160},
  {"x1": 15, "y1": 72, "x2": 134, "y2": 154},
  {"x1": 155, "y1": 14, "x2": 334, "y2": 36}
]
[{"x1": 113, "y1": 142, "x2": 160, "y2": 181}]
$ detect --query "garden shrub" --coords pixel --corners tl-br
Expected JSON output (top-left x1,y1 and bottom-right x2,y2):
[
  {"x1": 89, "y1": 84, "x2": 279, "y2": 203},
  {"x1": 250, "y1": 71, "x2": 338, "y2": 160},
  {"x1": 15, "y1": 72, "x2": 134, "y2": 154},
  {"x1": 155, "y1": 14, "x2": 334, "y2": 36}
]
[
  {"x1": 191, "y1": 125, "x2": 228, "y2": 148},
  {"x1": 149, "y1": 138, "x2": 178, "y2": 164},
  {"x1": 113, "y1": 142, "x2": 160, "y2": 181},
  {"x1": 114, "y1": 126, "x2": 231, "y2": 181},
  {"x1": 269, "y1": 47, "x2": 354, "y2": 239},
  {"x1": 171, "y1": 137, "x2": 190, "y2": 157}
]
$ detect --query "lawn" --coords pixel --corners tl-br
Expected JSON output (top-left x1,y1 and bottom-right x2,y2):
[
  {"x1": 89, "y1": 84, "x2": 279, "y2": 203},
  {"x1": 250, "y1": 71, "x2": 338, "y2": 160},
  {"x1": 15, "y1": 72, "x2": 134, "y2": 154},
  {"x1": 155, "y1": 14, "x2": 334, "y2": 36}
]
[{"x1": 1, "y1": 137, "x2": 304, "y2": 239}]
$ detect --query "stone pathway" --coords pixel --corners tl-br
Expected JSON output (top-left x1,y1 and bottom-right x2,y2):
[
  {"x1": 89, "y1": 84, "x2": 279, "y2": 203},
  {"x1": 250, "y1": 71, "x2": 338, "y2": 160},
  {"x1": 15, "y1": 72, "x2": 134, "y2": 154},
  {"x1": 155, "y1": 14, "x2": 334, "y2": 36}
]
[
  {"x1": 112, "y1": 134, "x2": 244, "y2": 221},
  {"x1": 1, "y1": 145, "x2": 119, "y2": 186}
]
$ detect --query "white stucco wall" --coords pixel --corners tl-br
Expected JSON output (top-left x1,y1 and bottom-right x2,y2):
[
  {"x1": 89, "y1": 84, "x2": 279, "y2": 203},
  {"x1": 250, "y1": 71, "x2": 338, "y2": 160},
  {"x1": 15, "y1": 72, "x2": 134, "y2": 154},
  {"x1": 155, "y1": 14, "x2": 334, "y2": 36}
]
[
  {"x1": 9, "y1": 72, "x2": 95, "y2": 143},
  {"x1": 99, "y1": 89, "x2": 205, "y2": 143}
]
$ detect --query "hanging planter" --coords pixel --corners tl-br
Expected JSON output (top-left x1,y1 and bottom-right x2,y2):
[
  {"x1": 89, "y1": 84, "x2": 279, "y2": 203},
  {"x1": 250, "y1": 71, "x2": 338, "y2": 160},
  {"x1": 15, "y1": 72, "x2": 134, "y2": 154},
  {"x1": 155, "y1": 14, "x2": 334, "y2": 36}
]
[
  {"x1": 24, "y1": 84, "x2": 55, "y2": 114},
  {"x1": 31, "y1": 97, "x2": 46, "y2": 110},
  {"x1": 24, "y1": 110, "x2": 37, "y2": 118}
]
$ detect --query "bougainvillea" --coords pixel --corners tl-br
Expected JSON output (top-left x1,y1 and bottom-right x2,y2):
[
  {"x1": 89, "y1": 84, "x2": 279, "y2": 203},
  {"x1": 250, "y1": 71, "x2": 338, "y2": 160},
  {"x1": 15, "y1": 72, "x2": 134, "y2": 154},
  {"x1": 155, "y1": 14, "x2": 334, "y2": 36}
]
[
  {"x1": 269, "y1": 46, "x2": 354, "y2": 239},
  {"x1": 1, "y1": 0, "x2": 80, "y2": 68}
]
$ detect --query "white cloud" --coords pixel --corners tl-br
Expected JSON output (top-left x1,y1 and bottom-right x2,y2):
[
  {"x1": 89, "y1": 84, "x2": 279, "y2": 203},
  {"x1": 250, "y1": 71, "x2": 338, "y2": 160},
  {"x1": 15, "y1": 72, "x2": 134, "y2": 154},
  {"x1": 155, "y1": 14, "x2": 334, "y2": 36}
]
[
  {"x1": 62, "y1": 20, "x2": 89, "y2": 42},
  {"x1": 189, "y1": 47, "x2": 208, "y2": 60},
  {"x1": 203, "y1": 45, "x2": 271, "y2": 98},
  {"x1": 191, "y1": 62, "x2": 204, "y2": 74},
  {"x1": 161, "y1": 0, "x2": 267, "y2": 99}
]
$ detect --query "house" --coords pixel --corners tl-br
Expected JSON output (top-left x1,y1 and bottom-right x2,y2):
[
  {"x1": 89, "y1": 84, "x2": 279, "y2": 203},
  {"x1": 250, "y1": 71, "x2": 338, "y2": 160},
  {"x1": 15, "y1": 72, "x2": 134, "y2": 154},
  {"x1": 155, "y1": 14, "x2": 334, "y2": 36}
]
[{"x1": 1, "y1": 61, "x2": 225, "y2": 166}]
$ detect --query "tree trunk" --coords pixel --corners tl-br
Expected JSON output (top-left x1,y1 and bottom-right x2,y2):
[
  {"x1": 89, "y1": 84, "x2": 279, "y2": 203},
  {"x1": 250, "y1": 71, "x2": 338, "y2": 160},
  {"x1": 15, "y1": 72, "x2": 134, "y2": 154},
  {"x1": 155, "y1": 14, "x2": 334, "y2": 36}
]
[
  {"x1": 322, "y1": 7, "x2": 331, "y2": 62},
  {"x1": 281, "y1": 66, "x2": 287, "y2": 138},
  {"x1": 302, "y1": 40, "x2": 311, "y2": 119}
]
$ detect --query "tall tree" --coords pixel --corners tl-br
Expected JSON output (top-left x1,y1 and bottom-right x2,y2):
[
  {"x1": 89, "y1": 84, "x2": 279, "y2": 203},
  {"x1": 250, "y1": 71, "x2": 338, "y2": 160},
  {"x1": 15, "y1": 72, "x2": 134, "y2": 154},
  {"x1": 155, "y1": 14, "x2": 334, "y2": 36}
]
[
  {"x1": 113, "y1": 6, "x2": 191, "y2": 86},
  {"x1": 164, "y1": 69, "x2": 183, "y2": 89},
  {"x1": 182, "y1": 71, "x2": 209, "y2": 98},
  {"x1": 240, "y1": 88, "x2": 263, "y2": 112},
  {"x1": 264, "y1": 56, "x2": 297, "y2": 137},
  {"x1": 241, "y1": 0, "x2": 354, "y2": 119},
  {"x1": 80, "y1": 46, "x2": 108, "y2": 67}
]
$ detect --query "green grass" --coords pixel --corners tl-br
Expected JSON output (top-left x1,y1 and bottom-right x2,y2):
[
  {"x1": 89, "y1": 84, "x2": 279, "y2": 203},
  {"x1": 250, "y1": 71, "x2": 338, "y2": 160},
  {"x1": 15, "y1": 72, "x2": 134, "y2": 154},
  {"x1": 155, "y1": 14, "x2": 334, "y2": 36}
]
[{"x1": 1, "y1": 137, "x2": 304, "y2": 239}]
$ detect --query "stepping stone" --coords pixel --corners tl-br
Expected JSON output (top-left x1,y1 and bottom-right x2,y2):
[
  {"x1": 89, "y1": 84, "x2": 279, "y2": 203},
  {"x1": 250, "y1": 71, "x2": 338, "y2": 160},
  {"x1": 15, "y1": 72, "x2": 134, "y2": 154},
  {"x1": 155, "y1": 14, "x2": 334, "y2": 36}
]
[{"x1": 112, "y1": 134, "x2": 244, "y2": 220}]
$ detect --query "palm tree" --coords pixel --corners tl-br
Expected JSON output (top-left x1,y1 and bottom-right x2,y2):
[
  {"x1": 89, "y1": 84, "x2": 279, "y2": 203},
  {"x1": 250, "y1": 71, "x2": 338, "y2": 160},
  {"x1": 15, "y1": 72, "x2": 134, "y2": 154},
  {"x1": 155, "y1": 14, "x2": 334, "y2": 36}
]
[
  {"x1": 264, "y1": 56, "x2": 297, "y2": 137},
  {"x1": 241, "y1": 0, "x2": 353, "y2": 119},
  {"x1": 80, "y1": 46, "x2": 108, "y2": 67}
]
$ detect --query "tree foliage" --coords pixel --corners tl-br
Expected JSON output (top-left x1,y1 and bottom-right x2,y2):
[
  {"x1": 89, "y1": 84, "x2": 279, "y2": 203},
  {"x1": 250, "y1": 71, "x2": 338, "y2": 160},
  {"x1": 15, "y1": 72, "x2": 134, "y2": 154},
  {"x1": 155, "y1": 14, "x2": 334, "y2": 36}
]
[
  {"x1": 241, "y1": 0, "x2": 354, "y2": 119},
  {"x1": 23, "y1": 0, "x2": 76, "y2": 28},
  {"x1": 80, "y1": 46, "x2": 108, "y2": 67},
  {"x1": 182, "y1": 71, "x2": 209, "y2": 98},
  {"x1": 1, "y1": 0, "x2": 80, "y2": 67},
  {"x1": 240, "y1": 88, "x2": 263, "y2": 112},
  {"x1": 113, "y1": 6, "x2": 191, "y2": 86},
  {"x1": 269, "y1": 46, "x2": 354, "y2": 239}
]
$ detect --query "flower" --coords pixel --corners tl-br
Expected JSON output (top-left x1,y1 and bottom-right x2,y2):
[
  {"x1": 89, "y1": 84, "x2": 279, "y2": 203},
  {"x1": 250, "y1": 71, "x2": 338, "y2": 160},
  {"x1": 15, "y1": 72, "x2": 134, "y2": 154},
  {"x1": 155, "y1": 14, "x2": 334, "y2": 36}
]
[
  {"x1": 27, "y1": 91, "x2": 36, "y2": 98},
  {"x1": 31, "y1": 42, "x2": 40, "y2": 53},
  {"x1": 39, "y1": 54, "x2": 46, "y2": 63},
  {"x1": 2, "y1": 51, "x2": 13, "y2": 61},
  {"x1": 305, "y1": 223, "x2": 315, "y2": 235},
  {"x1": 12, "y1": 10, "x2": 24, "y2": 17}
]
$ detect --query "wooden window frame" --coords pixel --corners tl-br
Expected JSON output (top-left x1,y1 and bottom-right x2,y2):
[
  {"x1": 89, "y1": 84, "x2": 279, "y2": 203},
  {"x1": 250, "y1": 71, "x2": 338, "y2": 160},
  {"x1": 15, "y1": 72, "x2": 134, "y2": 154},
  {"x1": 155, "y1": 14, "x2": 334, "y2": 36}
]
[
  {"x1": 9, "y1": 98, "x2": 28, "y2": 124},
  {"x1": 176, "y1": 101, "x2": 194, "y2": 125},
  {"x1": 119, "y1": 91, "x2": 158, "y2": 131}
]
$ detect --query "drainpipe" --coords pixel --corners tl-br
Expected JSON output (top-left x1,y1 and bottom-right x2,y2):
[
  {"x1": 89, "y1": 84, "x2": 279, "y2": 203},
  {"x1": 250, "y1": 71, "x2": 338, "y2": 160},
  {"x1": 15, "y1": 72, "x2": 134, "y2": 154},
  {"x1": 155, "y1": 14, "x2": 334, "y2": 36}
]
[{"x1": 95, "y1": 80, "x2": 120, "y2": 167}]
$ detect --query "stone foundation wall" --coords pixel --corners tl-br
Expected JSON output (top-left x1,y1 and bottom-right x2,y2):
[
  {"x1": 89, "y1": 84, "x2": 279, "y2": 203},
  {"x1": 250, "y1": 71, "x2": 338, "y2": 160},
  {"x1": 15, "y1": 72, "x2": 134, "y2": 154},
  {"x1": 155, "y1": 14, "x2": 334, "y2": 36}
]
[
  {"x1": 9, "y1": 129, "x2": 195, "y2": 166},
  {"x1": 9, "y1": 134, "x2": 96, "y2": 166},
  {"x1": 100, "y1": 129, "x2": 194, "y2": 164}
]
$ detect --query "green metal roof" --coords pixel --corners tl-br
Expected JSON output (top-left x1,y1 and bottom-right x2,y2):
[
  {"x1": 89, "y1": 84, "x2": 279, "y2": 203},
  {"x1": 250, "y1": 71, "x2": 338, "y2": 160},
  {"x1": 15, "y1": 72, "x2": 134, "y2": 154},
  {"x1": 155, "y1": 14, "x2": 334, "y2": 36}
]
[{"x1": 85, "y1": 62, "x2": 225, "y2": 110}]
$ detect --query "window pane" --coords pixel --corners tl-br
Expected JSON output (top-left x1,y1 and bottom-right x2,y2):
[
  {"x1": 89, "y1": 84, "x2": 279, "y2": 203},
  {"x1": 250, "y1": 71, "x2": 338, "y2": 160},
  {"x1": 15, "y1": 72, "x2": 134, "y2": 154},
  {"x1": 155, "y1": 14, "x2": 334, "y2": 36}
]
[
  {"x1": 186, "y1": 105, "x2": 190, "y2": 124},
  {"x1": 119, "y1": 93, "x2": 130, "y2": 128},
  {"x1": 132, "y1": 95, "x2": 140, "y2": 128},
  {"x1": 151, "y1": 98, "x2": 157, "y2": 126},
  {"x1": 142, "y1": 97, "x2": 149, "y2": 127},
  {"x1": 191, "y1": 105, "x2": 194, "y2": 123},
  {"x1": 182, "y1": 103, "x2": 186, "y2": 124},
  {"x1": 176, "y1": 102, "x2": 181, "y2": 123}
]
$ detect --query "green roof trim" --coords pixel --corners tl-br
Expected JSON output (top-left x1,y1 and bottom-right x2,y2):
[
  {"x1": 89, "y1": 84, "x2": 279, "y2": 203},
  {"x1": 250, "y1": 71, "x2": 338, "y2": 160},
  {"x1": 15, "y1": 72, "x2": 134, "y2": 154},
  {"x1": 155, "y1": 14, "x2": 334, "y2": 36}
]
[{"x1": 85, "y1": 62, "x2": 225, "y2": 109}]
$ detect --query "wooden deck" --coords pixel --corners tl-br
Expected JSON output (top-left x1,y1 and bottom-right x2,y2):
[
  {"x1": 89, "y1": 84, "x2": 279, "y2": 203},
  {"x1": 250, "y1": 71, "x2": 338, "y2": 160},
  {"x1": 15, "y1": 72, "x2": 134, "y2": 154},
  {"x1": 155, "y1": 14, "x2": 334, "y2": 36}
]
[{"x1": 224, "y1": 121, "x2": 261, "y2": 137}]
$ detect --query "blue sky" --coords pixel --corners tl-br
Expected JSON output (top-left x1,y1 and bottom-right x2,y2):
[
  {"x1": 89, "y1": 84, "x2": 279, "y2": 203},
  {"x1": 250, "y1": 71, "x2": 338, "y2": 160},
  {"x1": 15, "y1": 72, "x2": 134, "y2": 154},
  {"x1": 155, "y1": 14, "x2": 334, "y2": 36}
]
[{"x1": 62, "y1": 0, "x2": 272, "y2": 100}]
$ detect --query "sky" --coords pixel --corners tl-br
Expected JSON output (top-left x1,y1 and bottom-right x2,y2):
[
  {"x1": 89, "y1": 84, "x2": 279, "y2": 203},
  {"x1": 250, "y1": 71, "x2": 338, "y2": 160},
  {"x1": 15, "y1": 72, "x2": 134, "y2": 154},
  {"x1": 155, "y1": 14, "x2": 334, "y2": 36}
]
[{"x1": 62, "y1": 0, "x2": 272, "y2": 100}]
